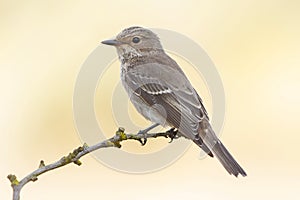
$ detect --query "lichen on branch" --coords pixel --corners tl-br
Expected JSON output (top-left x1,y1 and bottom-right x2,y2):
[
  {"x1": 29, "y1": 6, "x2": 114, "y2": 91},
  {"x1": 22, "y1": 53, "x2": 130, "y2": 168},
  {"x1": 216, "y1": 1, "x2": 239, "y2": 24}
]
[{"x1": 8, "y1": 127, "x2": 179, "y2": 200}]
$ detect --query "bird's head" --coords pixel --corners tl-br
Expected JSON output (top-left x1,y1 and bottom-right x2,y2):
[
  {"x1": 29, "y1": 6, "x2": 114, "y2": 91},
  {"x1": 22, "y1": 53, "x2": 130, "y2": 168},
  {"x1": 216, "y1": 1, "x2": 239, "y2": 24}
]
[{"x1": 102, "y1": 26, "x2": 164, "y2": 60}]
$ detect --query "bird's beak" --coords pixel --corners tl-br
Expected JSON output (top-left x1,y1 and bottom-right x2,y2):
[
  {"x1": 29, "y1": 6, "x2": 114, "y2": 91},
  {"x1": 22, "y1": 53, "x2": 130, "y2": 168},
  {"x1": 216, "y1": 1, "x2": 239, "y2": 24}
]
[{"x1": 101, "y1": 39, "x2": 122, "y2": 46}]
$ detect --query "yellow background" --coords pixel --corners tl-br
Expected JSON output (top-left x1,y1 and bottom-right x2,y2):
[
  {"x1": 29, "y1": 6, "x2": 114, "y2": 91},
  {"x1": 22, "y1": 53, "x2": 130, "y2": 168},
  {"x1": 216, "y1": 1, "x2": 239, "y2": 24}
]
[{"x1": 1, "y1": 0, "x2": 299, "y2": 199}]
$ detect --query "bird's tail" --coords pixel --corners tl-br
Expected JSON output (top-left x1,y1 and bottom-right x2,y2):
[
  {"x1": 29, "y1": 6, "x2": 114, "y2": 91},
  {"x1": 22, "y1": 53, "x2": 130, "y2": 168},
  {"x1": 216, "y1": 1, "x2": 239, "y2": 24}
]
[
  {"x1": 196, "y1": 120, "x2": 247, "y2": 177},
  {"x1": 211, "y1": 139, "x2": 247, "y2": 177}
]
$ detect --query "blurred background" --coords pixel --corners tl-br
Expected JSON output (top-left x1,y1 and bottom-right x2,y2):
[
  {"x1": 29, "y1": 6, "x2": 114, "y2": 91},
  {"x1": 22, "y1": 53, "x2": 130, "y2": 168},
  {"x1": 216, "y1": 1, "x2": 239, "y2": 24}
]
[{"x1": 1, "y1": 0, "x2": 299, "y2": 199}]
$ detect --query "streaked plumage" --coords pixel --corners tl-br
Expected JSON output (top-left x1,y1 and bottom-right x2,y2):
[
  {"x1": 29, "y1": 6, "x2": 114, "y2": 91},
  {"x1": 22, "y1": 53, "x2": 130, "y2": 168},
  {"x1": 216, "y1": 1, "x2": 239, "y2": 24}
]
[{"x1": 102, "y1": 26, "x2": 246, "y2": 177}]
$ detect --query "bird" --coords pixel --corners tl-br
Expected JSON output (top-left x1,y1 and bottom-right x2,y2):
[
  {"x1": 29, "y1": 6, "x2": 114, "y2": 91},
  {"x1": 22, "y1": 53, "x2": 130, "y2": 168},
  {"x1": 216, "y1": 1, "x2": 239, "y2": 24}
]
[{"x1": 102, "y1": 26, "x2": 247, "y2": 177}]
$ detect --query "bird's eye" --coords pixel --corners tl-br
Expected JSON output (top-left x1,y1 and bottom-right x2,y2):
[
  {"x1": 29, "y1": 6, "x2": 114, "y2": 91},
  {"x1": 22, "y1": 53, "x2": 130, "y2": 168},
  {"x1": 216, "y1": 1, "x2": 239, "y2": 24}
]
[{"x1": 132, "y1": 37, "x2": 140, "y2": 43}]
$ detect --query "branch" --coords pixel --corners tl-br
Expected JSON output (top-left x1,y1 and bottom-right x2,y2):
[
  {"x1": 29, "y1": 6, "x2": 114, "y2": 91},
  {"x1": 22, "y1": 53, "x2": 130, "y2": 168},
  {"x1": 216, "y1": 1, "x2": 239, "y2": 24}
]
[{"x1": 7, "y1": 127, "x2": 179, "y2": 200}]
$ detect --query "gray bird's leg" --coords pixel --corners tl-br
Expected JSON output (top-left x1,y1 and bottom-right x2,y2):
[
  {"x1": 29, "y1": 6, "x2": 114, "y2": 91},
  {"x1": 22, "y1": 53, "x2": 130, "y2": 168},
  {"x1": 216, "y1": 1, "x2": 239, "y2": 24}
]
[
  {"x1": 138, "y1": 123, "x2": 159, "y2": 135},
  {"x1": 138, "y1": 123, "x2": 159, "y2": 145}
]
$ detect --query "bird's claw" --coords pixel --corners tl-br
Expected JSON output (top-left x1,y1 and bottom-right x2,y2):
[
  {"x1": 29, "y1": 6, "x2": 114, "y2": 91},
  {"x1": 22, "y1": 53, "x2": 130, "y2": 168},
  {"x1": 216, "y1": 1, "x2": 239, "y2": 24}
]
[
  {"x1": 136, "y1": 123, "x2": 159, "y2": 146},
  {"x1": 137, "y1": 130, "x2": 148, "y2": 146},
  {"x1": 167, "y1": 128, "x2": 178, "y2": 143},
  {"x1": 141, "y1": 138, "x2": 147, "y2": 146},
  {"x1": 134, "y1": 138, "x2": 146, "y2": 146}
]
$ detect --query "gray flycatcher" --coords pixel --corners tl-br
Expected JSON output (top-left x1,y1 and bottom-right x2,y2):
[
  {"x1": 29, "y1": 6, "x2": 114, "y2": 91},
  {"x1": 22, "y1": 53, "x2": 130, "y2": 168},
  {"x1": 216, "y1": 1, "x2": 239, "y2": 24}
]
[{"x1": 102, "y1": 26, "x2": 246, "y2": 177}]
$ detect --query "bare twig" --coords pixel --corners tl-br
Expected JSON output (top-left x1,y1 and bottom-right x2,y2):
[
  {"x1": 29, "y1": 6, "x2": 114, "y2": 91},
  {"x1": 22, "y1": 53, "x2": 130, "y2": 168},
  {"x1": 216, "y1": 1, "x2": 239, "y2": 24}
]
[{"x1": 7, "y1": 127, "x2": 179, "y2": 200}]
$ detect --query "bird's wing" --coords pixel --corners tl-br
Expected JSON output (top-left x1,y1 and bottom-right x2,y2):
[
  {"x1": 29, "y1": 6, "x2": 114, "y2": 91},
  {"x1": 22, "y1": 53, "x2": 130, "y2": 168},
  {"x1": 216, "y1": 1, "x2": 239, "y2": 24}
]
[{"x1": 124, "y1": 62, "x2": 207, "y2": 139}]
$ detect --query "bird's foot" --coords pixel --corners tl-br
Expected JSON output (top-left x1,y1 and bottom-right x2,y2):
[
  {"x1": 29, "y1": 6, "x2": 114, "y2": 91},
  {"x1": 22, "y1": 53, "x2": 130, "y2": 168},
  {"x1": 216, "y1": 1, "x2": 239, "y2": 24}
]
[
  {"x1": 137, "y1": 123, "x2": 159, "y2": 146},
  {"x1": 167, "y1": 128, "x2": 179, "y2": 143},
  {"x1": 137, "y1": 131, "x2": 148, "y2": 146}
]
